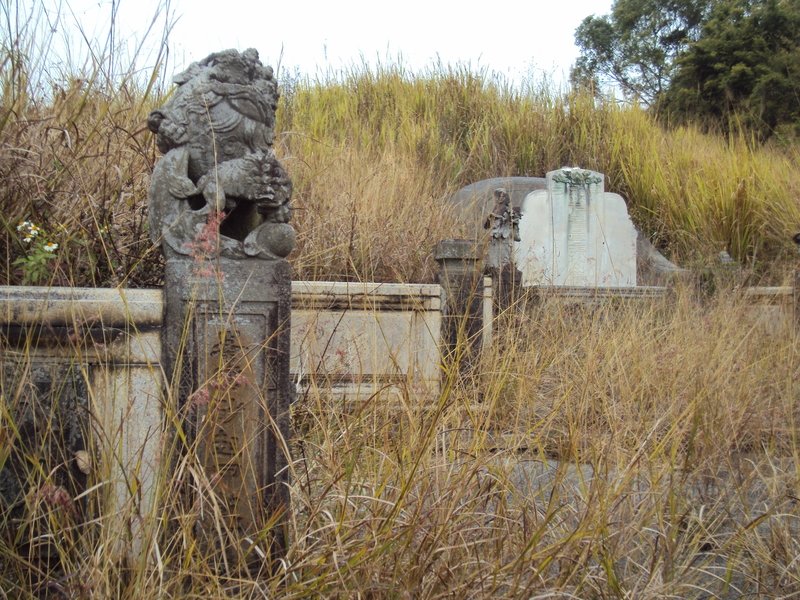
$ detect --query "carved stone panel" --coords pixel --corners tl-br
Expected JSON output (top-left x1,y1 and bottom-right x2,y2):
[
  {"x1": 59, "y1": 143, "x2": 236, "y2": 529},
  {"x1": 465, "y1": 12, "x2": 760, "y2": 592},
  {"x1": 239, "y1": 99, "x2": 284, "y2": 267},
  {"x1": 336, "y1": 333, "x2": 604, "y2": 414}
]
[
  {"x1": 163, "y1": 256, "x2": 292, "y2": 565},
  {"x1": 195, "y1": 313, "x2": 272, "y2": 537}
]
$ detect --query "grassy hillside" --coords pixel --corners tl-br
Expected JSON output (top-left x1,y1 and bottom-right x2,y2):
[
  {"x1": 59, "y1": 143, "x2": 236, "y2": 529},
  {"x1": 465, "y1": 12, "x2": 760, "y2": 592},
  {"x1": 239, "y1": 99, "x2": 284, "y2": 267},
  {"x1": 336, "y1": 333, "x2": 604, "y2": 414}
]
[
  {"x1": 279, "y1": 69, "x2": 800, "y2": 282},
  {"x1": 2, "y1": 55, "x2": 800, "y2": 286}
]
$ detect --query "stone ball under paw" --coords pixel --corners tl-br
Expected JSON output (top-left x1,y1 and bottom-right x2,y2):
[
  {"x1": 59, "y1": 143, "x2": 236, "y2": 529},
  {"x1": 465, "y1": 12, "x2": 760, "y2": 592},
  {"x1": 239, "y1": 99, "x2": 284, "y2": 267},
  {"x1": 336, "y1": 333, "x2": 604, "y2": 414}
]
[{"x1": 244, "y1": 222, "x2": 296, "y2": 258}]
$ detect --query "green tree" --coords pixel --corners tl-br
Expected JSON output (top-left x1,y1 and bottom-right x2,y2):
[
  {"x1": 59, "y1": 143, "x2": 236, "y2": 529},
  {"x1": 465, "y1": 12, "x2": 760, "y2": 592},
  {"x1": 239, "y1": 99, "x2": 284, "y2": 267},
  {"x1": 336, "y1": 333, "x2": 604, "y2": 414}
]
[
  {"x1": 661, "y1": 0, "x2": 800, "y2": 139},
  {"x1": 572, "y1": 0, "x2": 711, "y2": 104}
]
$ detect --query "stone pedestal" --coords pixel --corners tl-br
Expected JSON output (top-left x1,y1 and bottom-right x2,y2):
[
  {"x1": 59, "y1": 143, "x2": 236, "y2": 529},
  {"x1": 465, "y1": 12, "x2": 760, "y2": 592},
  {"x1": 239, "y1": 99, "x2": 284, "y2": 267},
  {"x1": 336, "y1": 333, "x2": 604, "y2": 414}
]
[
  {"x1": 163, "y1": 256, "x2": 292, "y2": 567},
  {"x1": 491, "y1": 263, "x2": 523, "y2": 312},
  {"x1": 434, "y1": 240, "x2": 487, "y2": 378}
]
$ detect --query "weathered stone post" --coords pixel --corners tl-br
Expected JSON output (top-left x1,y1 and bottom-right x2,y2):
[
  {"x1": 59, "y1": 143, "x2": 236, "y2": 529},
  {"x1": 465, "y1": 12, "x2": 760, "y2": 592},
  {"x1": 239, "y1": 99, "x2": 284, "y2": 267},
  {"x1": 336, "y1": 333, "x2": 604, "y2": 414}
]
[
  {"x1": 794, "y1": 269, "x2": 800, "y2": 331},
  {"x1": 434, "y1": 240, "x2": 488, "y2": 379},
  {"x1": 148, "y1": 49, "x2": 293, "y2": 568}
]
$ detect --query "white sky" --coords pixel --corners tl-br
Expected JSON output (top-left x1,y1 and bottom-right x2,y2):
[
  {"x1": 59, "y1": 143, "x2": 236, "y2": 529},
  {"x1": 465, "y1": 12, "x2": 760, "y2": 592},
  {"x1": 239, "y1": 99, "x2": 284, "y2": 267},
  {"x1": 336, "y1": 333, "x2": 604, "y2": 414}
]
[{"x1": 32, "y1": 0, "x2": 613, "y2": 88}]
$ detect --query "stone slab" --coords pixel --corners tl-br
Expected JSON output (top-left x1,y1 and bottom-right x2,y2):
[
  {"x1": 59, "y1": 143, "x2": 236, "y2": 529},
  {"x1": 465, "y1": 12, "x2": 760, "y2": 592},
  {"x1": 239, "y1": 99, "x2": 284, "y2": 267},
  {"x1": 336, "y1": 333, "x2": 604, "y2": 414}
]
[
  {"x1": 515, "y1": 169, "x2": 638, "y2": 288},
  {"x1": 0, "y1": 286, "x2": 162, "y2": 327},
  {"x1": 291, "y1": 281, "x2": 442, "y2": 403}
]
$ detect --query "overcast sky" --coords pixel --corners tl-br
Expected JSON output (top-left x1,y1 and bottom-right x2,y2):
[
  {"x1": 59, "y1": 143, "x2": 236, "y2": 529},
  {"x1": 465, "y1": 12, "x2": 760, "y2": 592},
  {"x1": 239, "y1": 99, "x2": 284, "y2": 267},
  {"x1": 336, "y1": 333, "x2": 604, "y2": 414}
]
[{"x1": 32, "y1": 0, "x2": 613, "y2": 88}]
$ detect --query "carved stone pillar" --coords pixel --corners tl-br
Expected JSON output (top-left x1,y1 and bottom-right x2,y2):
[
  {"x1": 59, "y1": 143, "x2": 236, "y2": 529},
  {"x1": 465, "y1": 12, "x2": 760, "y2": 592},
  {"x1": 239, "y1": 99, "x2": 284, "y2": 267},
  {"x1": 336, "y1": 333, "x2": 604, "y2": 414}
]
[
  {"x1": 794, "y1": 269, "x2": 800, "y2": 330},
  {"x1": 148, "y1": 48, "x2": 293, "y2": 569},
  {"x1": 163, "y1": 257, "x2": 292, "y2": 565}
]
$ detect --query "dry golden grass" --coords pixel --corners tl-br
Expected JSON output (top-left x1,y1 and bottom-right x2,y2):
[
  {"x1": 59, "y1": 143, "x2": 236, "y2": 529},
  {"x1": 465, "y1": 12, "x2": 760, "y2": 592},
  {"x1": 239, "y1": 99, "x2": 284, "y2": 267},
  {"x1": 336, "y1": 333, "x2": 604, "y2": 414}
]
[
  {"x1": 4, "y1": 283, "x2": 798, "y2": 598},
  {"x1": 3, "y1": 40, "x2": 800, "y2": 285},
  {"x1": 282, "y1": 289, "x2": 800, "y2": 597}
]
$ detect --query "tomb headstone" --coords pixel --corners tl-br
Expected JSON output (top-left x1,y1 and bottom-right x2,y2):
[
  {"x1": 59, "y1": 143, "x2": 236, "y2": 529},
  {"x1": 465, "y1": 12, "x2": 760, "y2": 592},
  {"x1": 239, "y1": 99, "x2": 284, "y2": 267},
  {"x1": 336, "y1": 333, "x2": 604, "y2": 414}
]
[
  {"x1": 448, "y1": 176, "x2": 686, "y2": 288},
  {"x1": 148, "y1": 48, "x2": 293, "y2": 568},
  {"x1": 515, "y1": 168, "x2": 638, "y2": 287}
]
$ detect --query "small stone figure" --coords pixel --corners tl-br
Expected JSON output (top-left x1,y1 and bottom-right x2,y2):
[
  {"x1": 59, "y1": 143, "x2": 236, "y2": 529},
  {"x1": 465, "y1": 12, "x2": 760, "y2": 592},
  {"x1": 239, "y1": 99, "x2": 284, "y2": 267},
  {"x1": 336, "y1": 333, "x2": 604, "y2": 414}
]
[
  {"x1": 483, "y1": 188, "x2": 522, "y2": 309},
  {"x1": 148, "y1": 48, "x2": 294, "y2": 260},
  {"x1": 483, "y1": 188, "x2": 521, "y2": 270}
]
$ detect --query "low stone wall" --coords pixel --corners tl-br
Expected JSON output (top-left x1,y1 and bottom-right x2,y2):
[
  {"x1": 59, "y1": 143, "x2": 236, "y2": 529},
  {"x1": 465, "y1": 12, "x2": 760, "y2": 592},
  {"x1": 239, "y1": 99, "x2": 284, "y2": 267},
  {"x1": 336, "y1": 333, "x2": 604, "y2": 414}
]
[
  {"x1": 525, "y1": 283, "x2": 797, "y2": 335},
  {"x1": 1, "y1": 281, "x2": 444, "y2": 402},
  {"x1": 0, "y1": 282, "x2": 445, "y2": 553},
  {"x1": 742, "y1": 286, "x2": 797, "y2": 335},
  {"x1": 526, "y1": 284, "x2": 669, "y2": 301},
  {"x1": 0, "y1": 287, "x2": 163, "y2": 554},
  {"x1": 291, "y1": 281, "x2": 442, "y2": 403}
]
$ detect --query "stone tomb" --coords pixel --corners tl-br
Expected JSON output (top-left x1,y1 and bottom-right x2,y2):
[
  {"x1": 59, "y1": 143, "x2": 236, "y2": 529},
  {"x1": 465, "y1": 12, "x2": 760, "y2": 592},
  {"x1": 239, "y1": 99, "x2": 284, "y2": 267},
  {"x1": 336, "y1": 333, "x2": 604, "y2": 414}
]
[{"x1": 515, "y1": 168, "x2": 638, "y2": 287}]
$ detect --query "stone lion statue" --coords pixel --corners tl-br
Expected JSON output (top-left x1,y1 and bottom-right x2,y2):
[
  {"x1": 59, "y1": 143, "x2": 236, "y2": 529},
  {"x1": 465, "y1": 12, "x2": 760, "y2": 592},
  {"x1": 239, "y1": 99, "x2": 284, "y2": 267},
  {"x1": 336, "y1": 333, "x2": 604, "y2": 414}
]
[{"x1": 148, "y1": 48, "x2": 294, "y2": 260}]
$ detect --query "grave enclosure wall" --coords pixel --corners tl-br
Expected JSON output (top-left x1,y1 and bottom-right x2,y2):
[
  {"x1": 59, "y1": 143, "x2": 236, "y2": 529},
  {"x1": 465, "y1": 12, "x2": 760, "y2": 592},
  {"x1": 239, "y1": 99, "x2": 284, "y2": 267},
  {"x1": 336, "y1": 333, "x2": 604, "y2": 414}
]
[
  {"x1": 0, "y1": 280, "x2": 448, "y2": 553},
  {"x1": 0, "y1": 287, "x2": 164, "y2": 556},
  {"x1": 1, "y1": 273, "x2": 796, "y2": 556}
]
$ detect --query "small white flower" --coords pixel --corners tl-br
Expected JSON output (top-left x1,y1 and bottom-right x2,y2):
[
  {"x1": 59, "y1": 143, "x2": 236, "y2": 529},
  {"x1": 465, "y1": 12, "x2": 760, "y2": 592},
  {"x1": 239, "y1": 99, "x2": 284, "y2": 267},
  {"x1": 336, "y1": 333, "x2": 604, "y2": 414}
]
[
  {"x1": 17, "y1": 221, "x2": 41, "y2": 239},
  {"x1": 43, "y1": 242, "x2": 58, "y2": 253}
]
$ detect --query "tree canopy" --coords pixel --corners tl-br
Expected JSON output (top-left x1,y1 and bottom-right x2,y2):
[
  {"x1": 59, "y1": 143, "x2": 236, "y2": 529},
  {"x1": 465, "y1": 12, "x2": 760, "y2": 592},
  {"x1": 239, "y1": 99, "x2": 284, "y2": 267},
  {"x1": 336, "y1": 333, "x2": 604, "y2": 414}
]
[
  {"x1": 571, "y1": 0, "x2": 710, "y2": 104},
  {"x1": 662, "y1": 0, "x2": 800, "y2": 138},
  {"x1": 573, "y1": 0, "x2": 800, "y2": 139}
]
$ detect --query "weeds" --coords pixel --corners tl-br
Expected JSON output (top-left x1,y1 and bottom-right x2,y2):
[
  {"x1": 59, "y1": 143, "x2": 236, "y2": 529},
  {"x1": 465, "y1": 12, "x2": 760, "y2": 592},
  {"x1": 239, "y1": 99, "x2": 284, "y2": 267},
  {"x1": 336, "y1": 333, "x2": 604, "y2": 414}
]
[
  {"x1": 12, "y1": 220, "x2": 59, "y2": 284},
  {"x1": 2, "y1": 281, "x2": 798, "y2": 597}
]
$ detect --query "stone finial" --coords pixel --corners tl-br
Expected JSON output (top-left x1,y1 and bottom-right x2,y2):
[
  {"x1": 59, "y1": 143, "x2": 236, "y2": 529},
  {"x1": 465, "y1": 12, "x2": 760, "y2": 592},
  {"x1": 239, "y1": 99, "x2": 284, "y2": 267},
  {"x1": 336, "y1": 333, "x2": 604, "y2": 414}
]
[{"x1": 148, "y1": 48, "x2": 294, "y2": 260}]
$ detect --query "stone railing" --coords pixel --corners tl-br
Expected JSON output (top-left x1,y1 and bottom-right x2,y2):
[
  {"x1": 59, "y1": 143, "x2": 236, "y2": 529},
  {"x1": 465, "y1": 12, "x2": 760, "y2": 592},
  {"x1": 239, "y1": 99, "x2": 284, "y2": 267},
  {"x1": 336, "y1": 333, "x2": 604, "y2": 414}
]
[
  {"x1": 291, "y1": 281, "x2": 442, "y2": 404},
  {"x1": 0, "y1": 287, "x2": 163, "y2": 556}
]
